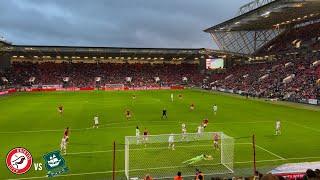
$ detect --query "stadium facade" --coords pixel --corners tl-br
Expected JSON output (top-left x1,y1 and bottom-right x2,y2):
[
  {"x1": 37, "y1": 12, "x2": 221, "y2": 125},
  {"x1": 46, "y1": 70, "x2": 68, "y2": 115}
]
[
  {"x1": 0, "y1": 42, "x2": 246, "y2": 71},
  {"x1": 0, "y1": 0, "x2": 319, "y2": 105},
  {"x1": 0, "y1": 0, "x2": 320, "y2": 179},
  {"x1": 204, "y1": 0, "x2": 320, "y2": 56}
]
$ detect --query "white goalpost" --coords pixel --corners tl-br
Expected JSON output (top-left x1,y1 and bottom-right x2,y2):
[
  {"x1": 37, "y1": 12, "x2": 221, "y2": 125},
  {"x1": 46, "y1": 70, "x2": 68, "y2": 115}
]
[{"x1": 125, "y1": 132, "x2": 234, "y2": 179}]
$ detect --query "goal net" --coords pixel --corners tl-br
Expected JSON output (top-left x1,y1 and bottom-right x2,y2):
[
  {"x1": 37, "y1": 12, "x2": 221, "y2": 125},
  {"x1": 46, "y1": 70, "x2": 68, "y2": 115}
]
[
  {"x1": 125, "y1": 132, "x2": 234, "y2": 179},
  {"x1": 104, "y1": 84, "x2": 125, "y2": 90}
]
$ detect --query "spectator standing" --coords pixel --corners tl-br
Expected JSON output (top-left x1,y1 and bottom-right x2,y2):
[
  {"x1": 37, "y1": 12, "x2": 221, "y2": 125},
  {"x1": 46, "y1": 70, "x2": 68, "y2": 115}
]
[
  {"x1": 174, "y1": 171, "x2": 183, "y2": 180},
  {"x1": 144, "y1": 174, "x2": 153, "y2": 180}
]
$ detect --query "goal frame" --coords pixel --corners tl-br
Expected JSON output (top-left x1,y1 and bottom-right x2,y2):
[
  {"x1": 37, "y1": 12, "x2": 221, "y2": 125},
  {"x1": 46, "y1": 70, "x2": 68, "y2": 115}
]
[{"x1": 124, "y1": 132, "x2": 234, "y2": 179}]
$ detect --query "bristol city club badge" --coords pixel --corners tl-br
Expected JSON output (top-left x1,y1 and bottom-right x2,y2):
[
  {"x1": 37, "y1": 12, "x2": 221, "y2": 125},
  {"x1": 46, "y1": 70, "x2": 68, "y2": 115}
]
[{"x1": 6, "y1": 147, "x2": 33, "y2": 175}]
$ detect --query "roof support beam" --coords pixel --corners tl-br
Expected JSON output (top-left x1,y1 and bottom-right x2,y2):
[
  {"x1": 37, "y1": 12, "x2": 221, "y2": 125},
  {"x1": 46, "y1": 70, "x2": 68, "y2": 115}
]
[
  {"x1": 238, "y1": 0, "x2": 276, "y2": 16},
  {"x1": 209, "y1": 28, "x2": 284, "y2": 55}
]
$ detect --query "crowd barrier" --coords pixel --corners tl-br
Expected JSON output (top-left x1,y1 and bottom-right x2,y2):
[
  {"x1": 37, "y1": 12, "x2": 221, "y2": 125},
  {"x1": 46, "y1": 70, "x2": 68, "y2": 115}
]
[
  {"x1": 210, "y1": 87, "x2": 319, "y2": 105},
  {"x1": 100, "y1": 86, "x2": 181, "y2": 91},
  {"x1": 0, "y1": 86, "x2": 184, "y2": 96},
  {"x1": 0, "y1": 88, "x2": 16, "y2": 95},
  {"x1": 271, "y1": 161, "x2": 320, "y2": 180}
]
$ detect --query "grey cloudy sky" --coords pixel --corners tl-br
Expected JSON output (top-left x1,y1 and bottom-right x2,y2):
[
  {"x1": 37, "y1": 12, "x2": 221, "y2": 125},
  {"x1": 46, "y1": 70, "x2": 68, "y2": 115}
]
[{"x1": 0, "y1": 0, "x2": 250, "y2": 48}]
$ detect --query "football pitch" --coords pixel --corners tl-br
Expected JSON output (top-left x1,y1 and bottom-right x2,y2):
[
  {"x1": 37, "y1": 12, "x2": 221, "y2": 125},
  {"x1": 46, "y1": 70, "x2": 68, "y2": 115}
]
[{"x1": 0, "y1": 89, "x2": 319, "y2": 179}]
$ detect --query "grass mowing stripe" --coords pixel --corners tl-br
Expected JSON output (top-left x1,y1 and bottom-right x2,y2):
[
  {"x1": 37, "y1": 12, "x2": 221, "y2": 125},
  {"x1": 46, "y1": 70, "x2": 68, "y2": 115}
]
[
  {"x1": 0, "y1": 121, "x2": 272, "y2": 134},
  {"x1": 286, "y1": 121, "x2": 320, "y2": 133},
  {"x1": 65, "y1": 142, "x2": 252, "y2": 155},
  {"x1": 1, "y1": 90, "x2": 318, "y2": 180}
]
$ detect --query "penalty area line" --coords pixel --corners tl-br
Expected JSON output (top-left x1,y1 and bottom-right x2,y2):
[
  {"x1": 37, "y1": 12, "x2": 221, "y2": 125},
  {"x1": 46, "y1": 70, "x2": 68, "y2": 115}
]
[
  {"x1": 255, "y1": 144, "x2": 286, "y2": 160},
  {"x1": 0, "y1": 120, "x2": 272, "y2": 134},
  {"x1": 67, "y1": 143, "x2": 248, "y2": 156},
  {"x1": 65, "y1": 143, "x2": 252, "y2": 155}
]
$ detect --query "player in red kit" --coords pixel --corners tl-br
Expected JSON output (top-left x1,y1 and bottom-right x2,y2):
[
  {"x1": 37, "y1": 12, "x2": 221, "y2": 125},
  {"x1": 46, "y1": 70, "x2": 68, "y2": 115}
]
[
  {"x1": 63, "y1": 127, "x2": 69, "y2": 141},
  {"x1": 60, "y1": 127, "x2": 69, "y2": 155},
  {"x1": 202, "y1": 118, "x2": 209, "y2": 129},
  {"x1": 190, "y1": 103, "x2": 195, "y2": 111},
  {"x1": 125, "y1": 110, "x2": 132, "y2": 120},
  {"x1": 213, "y1": 133, "x2": 219, "y2": 150},
  {"x1": 58, "y1": 105, "x2": 64, "y2": 114},
  {"x1": 143, "y1": 128, "x2": 149, "y2": 147}
]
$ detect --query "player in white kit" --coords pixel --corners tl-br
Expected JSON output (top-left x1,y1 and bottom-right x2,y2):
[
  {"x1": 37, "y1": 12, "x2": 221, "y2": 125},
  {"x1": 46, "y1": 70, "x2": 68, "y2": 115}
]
[
  {"x1": 275, "y1": 120, "x2": 281, "y2": 135},
  {"x1": 136, "y1": 126, "x2": 140, "y2": 144},
  {"x1": 168, "y1": 134, "x2": 175, "y2": 150},
  {"x1": 196, "y1": 124, "x2": 203, "y2": 139},
  {"x1": 93, "y1": 115, "x2": 99, "y2": 128},
  {"x1": 60, "y1": 137, "x2": 67, "y2": 155},
  {"x1": 181, "y1": 123, "x2": 187, "y2": 141},
  {"x1": 213, "y1": 104, "x2": 218, "y2": 115},
  {"x1": 182, "y1": 123, "x2": 186, "y2": 129},
  {"x1": 171, "y1": 93, "x2": 174, "y2": 102}
]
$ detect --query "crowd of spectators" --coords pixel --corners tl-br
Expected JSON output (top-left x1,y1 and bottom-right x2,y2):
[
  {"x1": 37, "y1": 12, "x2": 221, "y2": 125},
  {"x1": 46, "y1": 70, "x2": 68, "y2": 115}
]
[
  {"x1": 0, "y1": 62, "x2": 203, "y2": 88},
  {"x1": 143, "y1": 169, "x2": 320, "y2": 179},
  {"x1": 209, "y1": 57, "x2": 320, "y2": 101},
  {"x1": 1, "y1": 53, "x2": 319, "y2": 103},
  {"x1": 206, "y1": 22, "x2": 320, "y2": 102},
  {"x1": 200, "y1": 22, "x2": 320, "y2": 103},
  {"x1": 258, "y1": 22, "x2": 320, "y2": 55}
]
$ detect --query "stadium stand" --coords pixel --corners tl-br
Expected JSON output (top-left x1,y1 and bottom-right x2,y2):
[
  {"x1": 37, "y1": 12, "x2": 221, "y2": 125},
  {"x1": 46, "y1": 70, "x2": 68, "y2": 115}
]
[
  {"x1": 201, "y1": 0, "x2": 320, "y2": 106},
  {"x1": 1, "y1": 0, "x2": 320, "y2": 178},
  {"x1": 257, "y1": 22, "x2": 320, "y2": 55},
  {"x1": 2, "y1": 62, "x2": 203, "y2": 87},
  {"x1": 210, "y1": 57, "x2": 320, "y2": 102},
  {"x1": 0, "y1": 0, "x2": 320, "y2": 180},
  {"x1": 1, "y1": 53, "x2": 319, "y2": 105}
]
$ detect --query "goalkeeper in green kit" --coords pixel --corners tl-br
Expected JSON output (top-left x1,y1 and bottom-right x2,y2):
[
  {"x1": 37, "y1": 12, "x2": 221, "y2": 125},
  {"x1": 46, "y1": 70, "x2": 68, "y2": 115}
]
[{"x1": 182, "y1": 154, "x2": 213, "y2": 165}]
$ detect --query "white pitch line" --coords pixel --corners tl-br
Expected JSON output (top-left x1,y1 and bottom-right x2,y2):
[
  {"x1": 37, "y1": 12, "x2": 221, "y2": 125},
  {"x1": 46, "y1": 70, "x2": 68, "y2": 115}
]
[
  {"x1": 235, "y1": 158, "x2": 283, "y2": 164},
  {"x1": 0, "y1": 124, "x2": 178, "y2": 134},
  {"x1": 287, "y1": 156, "x2": 320, "y2": 160},
  {"x1": 5, "y1": 169, "x2": 125, "y2": 180},
  {"x1": 286, "y1": 121, "x2": 320, "y2": 133},
  {"x1": 255, "y1": 144, "x2": 286, "y2": 160},
  {"x1": 64, "y1": 143, "x2": 252, "y2": 155},
  {"x1": 0, "y1": 127, "x2": 91, "y2": 134},
  {"x1": 239, "y1": 157, "x2": 320, "y2": 164},
  {"x1": 3, "y1": 161, "x2": 256, "y2": 180},
  {"x1": 67, "y1": 150, "x2": 116, "y2": 155},
  {"x1": 8, "y1": 156, "x2": 320, "y2": 180},
  {"x1": 0, "y1": 121, "x2": 272, "y2": 134}
]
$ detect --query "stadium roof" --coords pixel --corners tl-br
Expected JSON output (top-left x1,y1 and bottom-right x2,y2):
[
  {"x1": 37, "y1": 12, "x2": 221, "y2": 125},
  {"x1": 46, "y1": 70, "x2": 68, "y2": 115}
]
[
  {"x1": 0, "y1": 38, "x2": 12, "y2": 47},
  {"x1": 0, "y1": 44, "x2": 247, "y2": 62},
  {"x1": 9, "y1": 45, "x2": 202, "y2": 55},
  {"x1": 204, "y1": 0, "x2": 320, "y2": 32},
  {"x1": 2, "y1": 45, "x2": 205, "y2": 62},
  {"x1": 204, "y1": 0, "x2": 320, "y2": 55}
]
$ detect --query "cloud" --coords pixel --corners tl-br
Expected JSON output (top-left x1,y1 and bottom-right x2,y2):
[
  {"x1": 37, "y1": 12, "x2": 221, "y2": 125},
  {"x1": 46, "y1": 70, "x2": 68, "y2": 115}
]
[{"x1": 0, "y1": 0, "x2": 250, "y2": 48}]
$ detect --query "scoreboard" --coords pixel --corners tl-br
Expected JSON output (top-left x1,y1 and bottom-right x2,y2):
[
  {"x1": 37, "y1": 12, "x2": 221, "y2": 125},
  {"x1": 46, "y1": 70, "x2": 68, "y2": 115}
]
[{"x1": 206, "y1": 58, "x2": 224, "y2": 69}]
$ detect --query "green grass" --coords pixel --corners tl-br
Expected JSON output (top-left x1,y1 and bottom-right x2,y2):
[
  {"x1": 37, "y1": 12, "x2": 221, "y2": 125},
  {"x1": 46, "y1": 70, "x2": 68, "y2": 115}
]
[{"x1": 0, "y1": 90, "x2": 319, "y2": 180}]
